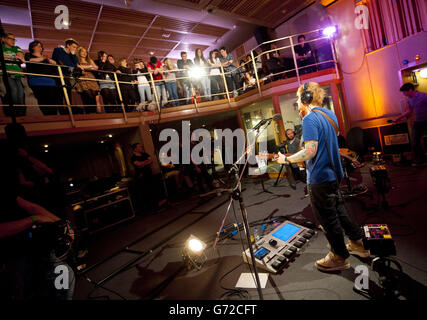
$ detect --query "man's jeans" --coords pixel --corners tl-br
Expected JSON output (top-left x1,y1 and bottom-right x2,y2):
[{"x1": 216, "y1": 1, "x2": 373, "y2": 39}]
[
  {"x1": 2, "y1": 76, "x2": 26, "y2": 116},
  {"x1": 308, "y1": 181, "x2": 364, "y2": 259}
]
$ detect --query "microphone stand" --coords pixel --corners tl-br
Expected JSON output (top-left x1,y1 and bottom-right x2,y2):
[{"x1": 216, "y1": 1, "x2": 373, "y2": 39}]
[{"x1": 226, "y1": 118, "x2": 273, "y2": 300}]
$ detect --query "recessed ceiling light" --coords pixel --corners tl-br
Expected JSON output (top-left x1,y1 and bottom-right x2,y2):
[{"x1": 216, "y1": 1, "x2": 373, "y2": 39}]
[
  {"x1": 150, "y1": 51, "x2": 154, "y2": 55},
  {"x1": 44, "y1": 144, "x2": 48, "y2": 148},
  {"x1": 108, "y1": 134, "x2": 113, "y2": 138}
]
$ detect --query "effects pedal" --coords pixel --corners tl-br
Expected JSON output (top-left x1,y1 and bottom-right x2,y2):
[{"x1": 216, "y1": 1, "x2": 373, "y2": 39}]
[{"x1": 242, "y1": 221, "x2": 316, "y2": 274}]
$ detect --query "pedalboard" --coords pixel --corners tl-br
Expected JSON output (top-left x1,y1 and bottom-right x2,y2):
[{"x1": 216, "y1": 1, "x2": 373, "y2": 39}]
[{"x1": 242, "y1": 221, "x2": 316, "y2": 273}]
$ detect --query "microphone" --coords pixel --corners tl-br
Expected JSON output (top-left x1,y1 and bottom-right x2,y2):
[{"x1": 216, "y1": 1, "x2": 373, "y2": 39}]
[{"x1": 252, "y1": 114, "x2": 282, "y2": 130}]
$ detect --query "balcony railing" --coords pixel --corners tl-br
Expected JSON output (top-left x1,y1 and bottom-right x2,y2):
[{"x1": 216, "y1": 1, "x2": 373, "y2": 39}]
[{"x1": 0, "y1": 28, "x2": 339, "y2": 127}]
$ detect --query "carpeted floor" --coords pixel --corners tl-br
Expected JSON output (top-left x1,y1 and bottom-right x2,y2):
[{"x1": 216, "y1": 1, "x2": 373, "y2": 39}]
[{"x1": 73, "y1": 162, "x2": 427, "y2": 300}]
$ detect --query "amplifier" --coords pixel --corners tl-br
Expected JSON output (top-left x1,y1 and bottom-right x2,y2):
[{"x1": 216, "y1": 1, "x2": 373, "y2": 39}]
[
  {"x1": 242, "y1": 221, "x2": 316, "y2": 273},
  {"x1": 71, "y1": 187, "x2": 135, "y2": 234}
]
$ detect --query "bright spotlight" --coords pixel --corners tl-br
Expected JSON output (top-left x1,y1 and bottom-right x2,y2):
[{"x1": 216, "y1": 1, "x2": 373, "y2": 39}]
[
  {"x1": 182, "y1": 235, "x2": 207, "y2": 270},
  {"x1": 188, "y1": 239, "x2": 204, "y2": 252},
  {"x1": 189, "y1": 66, "x2": 205, "y2": 79},
  {"x1": 323, "y1": 25, "x2": 337, "y2": 38},
  {"x1": 420, "y1": 68, "x2": 427, "y2": 79}
]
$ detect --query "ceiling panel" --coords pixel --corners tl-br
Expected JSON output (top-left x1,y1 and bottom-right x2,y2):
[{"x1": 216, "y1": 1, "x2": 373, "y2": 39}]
[
  {"x1": 100, "y1": 5, "x2": 155, "y2": 26},
  {"x1": 31, "y1": 10, "x2": 96, "y2": 31},
  {"x1": 92, "y1": 34, "x2": 139, "y2": 47},
  {"x1": 96, "y1": 21, "x2": 147, "y2": 37},
  {"x1": 192, "y1": 23, "x2": 230, "y2": 37},
  {"x1": 144, "y1": 29, "x2": 187, "y2": 42},
  {"x1": 218, "y1": 0, "x2": 242, "y2": 12},
  {"x1": 152, "y1": 16, "x2": 197, "y2": 33},
  {"x1": 33, "y1": 27, "x2": 92, "y2": 43},
  {"x1": 2, "y1": 24, "x2": 32, "y2": 38},
  {"x1": 234, "y1": 0, "x2": 264, "y2": 16},
  {"x1": 139, "y1": 39, "x2": 177, "y2": 50},
  {"x1": 0, "y1": 0, "x2": 28, "y2": 9}
]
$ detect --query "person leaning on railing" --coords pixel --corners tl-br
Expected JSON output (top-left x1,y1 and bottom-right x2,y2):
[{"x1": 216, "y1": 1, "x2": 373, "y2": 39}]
[
  {"x1": 51, "y1": 38, "x2": 84, "y2": 114},
  {"x1": 219, "y1": 46, "x2": 239, "y2": 97},
  {"x1": 177, "y1": 51, "x2": 193, "y2": 105},
  {"x1": 117, "y1": 58, "x2": 138, "y2": 112},
  {"x1": 95, "y1": 52, "x2": 119, "y2": 113},
  {"x1": 1, "y1": 32, "x2": 26, "y2": 117},
  {"x1": 75, "y1": 46, "x2": 100, "y2": 114},
  {"x1": 147, "y1": 56, "x2": 168, "y2": 108},
  {"x1": 132, "y1": 59, "x2": 152, "y2": 108},
  {"x1": 24, "y1": 40, "x2": 62, "y2": 116},
  {"x1": 208, "y1": 50, "x2": 225, "y2": 100},
  {"x1": 163, "y1": 58, "x2": 179, "y2": 107},
  {"x1": 194, "y1": 48, "x2": 211, "y2": 102}
]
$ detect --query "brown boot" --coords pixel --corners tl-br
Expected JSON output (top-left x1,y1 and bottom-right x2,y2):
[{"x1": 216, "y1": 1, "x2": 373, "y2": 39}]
[
  {"x1": 315, "y1": 252, "x2": 350, "y2": 272},
  {"x1": 347, "y1": 239, "x2": 370, "y2": 258}
]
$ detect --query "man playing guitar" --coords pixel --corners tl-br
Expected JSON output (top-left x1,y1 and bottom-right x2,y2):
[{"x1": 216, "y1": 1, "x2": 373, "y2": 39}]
[{"x1": 275, "y1": 82, "x2": 369, "y2": 272}]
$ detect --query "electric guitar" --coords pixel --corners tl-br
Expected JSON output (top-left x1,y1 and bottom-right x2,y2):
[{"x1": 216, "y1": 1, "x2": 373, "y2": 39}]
[{"x1": 258, "y1": 152, "x2": 306, "y2": 168}]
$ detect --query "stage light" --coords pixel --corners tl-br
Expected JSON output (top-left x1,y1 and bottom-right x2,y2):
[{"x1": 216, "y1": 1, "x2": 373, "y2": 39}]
[
  {"x1": 108, "y1": 134, "x2": 113, "y2": 138},
  {"x1": 189, "y1": 66, "x2": 205, "y2": 79},
  {"x1": 44, "y1": 144, "x2": 48, "y2": 148},
  {"x1": 420, "y1": 68, "x2": 427, "y2": 79},
  {"x1": 402, "y1": 59, "x2": 409, "y2": 65},
  {"x1": 323, "y1": 25, "x2": 337, "y2": 37},
  {"x1": 415, "y1": 55, "x2": 421, "y2": 61},
  {"x1": 182, "y1": 235, "x2": 207, "y2": 270}
]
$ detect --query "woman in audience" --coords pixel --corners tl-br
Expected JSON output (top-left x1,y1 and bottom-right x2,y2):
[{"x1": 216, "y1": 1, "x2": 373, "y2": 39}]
[
  {"x1": 208, "y1": 50, "x2": 225, "y2": 100},
  {"x1": 147, "y1": 56, "x2": 167, "y2": 108},
  {"x1": 242, "y1": 72, "x2": 256, "y2": 93},
  {"x1": 75, "y1": 46, "x2": 100, "y2": 114},
  {"x1": 95, "y1": 51, "x2": 119, "y2": 112},
  {"x1": 163, "y1": 58, "x2": 179, "y2": 106},
  {"x1": 133, "y1": 59, "x2": 152, "y2": 108},
  {"x1": 193, "y1": 48, "x2": 211, "y2": 101},
  {"x1": 117, "y1": 58, "x2": 137, "y2": 112},
  {"x1": 25, "y1": 40, "x2": 61, "y2": 115}
]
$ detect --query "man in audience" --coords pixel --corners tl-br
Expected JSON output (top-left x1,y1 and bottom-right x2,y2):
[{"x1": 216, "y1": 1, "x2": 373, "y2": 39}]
[
  {"x1": 177, "y1": 51, "x2": 193, "y2": 105},
  {"x1": 219, "y1": 47, "x2": 239, "y2": 97},
  {"x1": 393, "y1": 83, "x2": 427, "y2": 166},
  {"x1": 52, "y1": 38, "x2": 83, "y2": 114},
  {"x1": 294, "y1": 35, "x2": 315, "y2": 74},
  {"x1": 1, "y1": 32, "x2": 26, "y2": 117},
  {"x1": 131, "y1": 143, "x2": 165, "y2": 213}
]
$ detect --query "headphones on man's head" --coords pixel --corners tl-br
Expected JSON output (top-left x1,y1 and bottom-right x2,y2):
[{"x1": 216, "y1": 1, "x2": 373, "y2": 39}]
[{"x1": 300, "y1": 82, "x2": 313, "y2": 105}]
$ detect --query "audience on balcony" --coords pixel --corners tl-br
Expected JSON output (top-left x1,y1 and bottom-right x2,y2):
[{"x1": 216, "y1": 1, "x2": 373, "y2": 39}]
[
  {"x1": 95, "y1": 51, "x2": 119, "y2": 113},
  {"x1": 193, "y1": 48, "x2": 211, "y2": 102},
  {"x1": 117, "y1": 58, "x2": 137, "y2": 112},
  {"x1": 163, "y1": 58, "x2": 179, "y2": 106},
  {"x1": 208, "y1": 50, "x2": 225, "y2": 100},
  {"x1": 25, "y1": 40, "x2": 61, "y2": 116},
  {"x1": 133, "y1": 59, "x2": 152, "y2": 109},
  {"x1": 75, "y1": 46, "x2": 100, "y2": 114},
  {"x1": 177, "y1": 51, "x2": 193, "y2": 105},
  {"x1": 147, "y1": 56, "x2": 168, "y2": 108},
  {"x1": 1, "y1": 32, "x2": 26, "y2": 117},
  {"x1": 0, "y1": 31, "x2": 331, "y2": 118}
]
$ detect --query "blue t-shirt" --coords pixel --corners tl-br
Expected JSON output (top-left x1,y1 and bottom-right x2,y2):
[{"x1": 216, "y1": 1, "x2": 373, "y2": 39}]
[{"x1": 302, "y1": 107, "x2": 344, "y2": 185}]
